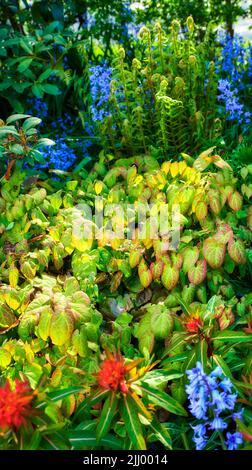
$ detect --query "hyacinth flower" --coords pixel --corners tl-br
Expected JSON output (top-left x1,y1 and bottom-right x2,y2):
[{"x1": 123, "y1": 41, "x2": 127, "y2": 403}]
[
  {"x1": 186, "y1": 362, "x2": 244, "y2": 450},
  {"x1": 0, "y1": 379, "x2": 35, "y2": 431}
]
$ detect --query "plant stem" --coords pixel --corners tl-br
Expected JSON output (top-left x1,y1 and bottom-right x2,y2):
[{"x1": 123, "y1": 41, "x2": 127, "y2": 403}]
[{"x1": 182, "y1": 432, "x2": 190, "y2": 450}]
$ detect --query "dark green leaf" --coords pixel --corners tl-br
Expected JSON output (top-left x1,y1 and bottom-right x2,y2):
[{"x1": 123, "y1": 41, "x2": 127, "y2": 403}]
[
  {"x1": 211, "y1": 330, "x2": 252, "y2": 343},
  {"x1": 120, "y1": 394, "x2": 146, "y2": 450},
  {"x1": 148, "y1": 417, "x2": 172, "y2": 450},
  {"x1": 96, "y1": 392, "x2": 118, "y2": 442},
  {"x1": 139, "y1": 382, "x2": 187, "y2": 417}
]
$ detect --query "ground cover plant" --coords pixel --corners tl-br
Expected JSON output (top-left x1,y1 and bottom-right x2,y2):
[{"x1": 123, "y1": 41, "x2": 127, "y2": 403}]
[{"x1": 0, "y1": 0, "x2": 251, "y2": 452}]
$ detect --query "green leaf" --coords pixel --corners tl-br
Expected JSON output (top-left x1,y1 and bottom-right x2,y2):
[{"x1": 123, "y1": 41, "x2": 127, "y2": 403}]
[
  {"x1": 22, "y1": 117, "x2": 42, "y2": 131},
  {"x1": 20, "y1": 39, "x2": 33, "y2": 54},
  {"x1": 0, "y1": 126, "x2": 19, "y2": 136},
  {"x1": 96, "y1": 392, "x2": 118, "y2": 442},
  {"x1": 17, "y1": 58, "x2": 33, "y2": 73},
  {"x1": 38, "y1": 68, "x2": 55, "y2": 82},
  {"x1": 69, "y1": 431, "x2": 122, "y2": 450},
  {"x1": 150, "y1": 307, "x2": 174, "y2": 339},
  {"x1": 23, "y1": 363, "x2": 43, "y2": 389},
  {"x1": 10, "y1": 143, "x2": 24, "y2": 155},
  {"x1": 138, "y1": 369, "x2": 183, "y2": 388},
  {"x1": 0, "y1": 348, "x2": 12, "y2": 368},
  {"x1": 203, "y1": 238, "x2": 226, "y2": 269},
  {"x1": 211, "y1": 330, "x2": 252, "y2": 343},
  {"x1": 37, "y1": 309, "x2": 52, "y2": 341},
  {"x1": 32, "y1": 83, "x2": 44, "y2": 98},
  {"x1": 196, "y1": 339, "x2": 208, "y2": 371},
  {"x1": 203, "y1": 295, "x2": 219, "y2": 321},
  {"x1": 212, "y1": 354, "x2": 233, "y2": 379},
  {"x1": 148, "y1": 417, "x2": 172, "y2": 450},
  {"x1": 37, "y1": 386, "x2": 84, "y2": 409},
  {"x1": 49, "y1": 311, "x2": 74, "y2": 346},
  {"x1": 139, "y1": 382, "x2": 187, "y2": 417},
  {"x1": 74, "y1": 389, "x2": 109, "y2": 419},
  {"x1": 120, "y1": 394, "x2": 146, "y2": 450},
  {"x1": 188, "y1": 259, "x2": 207, "y2": 285},
  {"x1": 42, "y1": 83, "x2": 60, "y2": 95},
  {"x1": 37, "y1": 138, "x2": 55, "y2": 146},
  {"x1": 162, "y1": 332, "x2": 189, "y2": 357},
  {"x1": 6, "y1": 114, "x2": 30, "y2": 124},
  {"x1": 42, "y1": 432, "x2": 69, "y2": 450}
]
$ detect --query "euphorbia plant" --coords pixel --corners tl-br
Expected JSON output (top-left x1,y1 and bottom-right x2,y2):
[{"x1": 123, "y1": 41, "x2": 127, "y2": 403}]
[{"x1": 71, "y1": 350, "x2": 187, "y2": 450}]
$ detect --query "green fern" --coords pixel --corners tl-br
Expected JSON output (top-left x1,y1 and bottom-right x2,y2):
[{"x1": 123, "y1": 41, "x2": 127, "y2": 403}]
[{"x1": 97, "y1": 17, "x2": 220, "y2": 159}]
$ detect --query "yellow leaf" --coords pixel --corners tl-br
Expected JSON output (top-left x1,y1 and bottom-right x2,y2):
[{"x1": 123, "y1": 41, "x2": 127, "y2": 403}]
[
  {"x1": 130, "y1": 391, "x2": 153, "y2": 420},
  {"x1": 9, "y1": 266, "x2": 19, "y2": 288},
  {"x1": 3, "y1": 292, "x2": 20, "y2": 310},
  {"x1": 71, "y1": 233, "x2": 93, "y2": 252},
  {"x1": 178, "y1": 161, "x2": 187, "y2": 175},
  {"x1": 161, "y1": 161, "x2": 171, "y2": 174},
  {"x1": 170, "y1": 162, "x2": 179, "y2": 178},
  {"x1": 94, "y1": 181, "x2": 103, "y2": 195}
]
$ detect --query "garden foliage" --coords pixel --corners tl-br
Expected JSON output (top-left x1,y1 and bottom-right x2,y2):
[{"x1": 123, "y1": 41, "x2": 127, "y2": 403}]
[{"x1": 0, "y1": 3, "x2": 251, "y2": 452}]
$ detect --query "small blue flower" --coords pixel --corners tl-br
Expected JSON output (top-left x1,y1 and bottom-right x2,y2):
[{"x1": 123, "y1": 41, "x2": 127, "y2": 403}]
[
  {"x1": 225, "y1": 432, "x2": 243, "y2": 450},
  {"x1": 186, "y1": 362, "x2": 244, "y2": 451},
  {"x1": 232, "y1": 409, "x2": 244, "y2": 421},
  {"x1": 36, "y1": 137, "x2": 77, "y2": 171},
  {"x1": 89, "y1": 63, "x2": 112, "y2": 122},
  {"x1": 209, "y1": 416, "x2": 228, "y2": 431}
]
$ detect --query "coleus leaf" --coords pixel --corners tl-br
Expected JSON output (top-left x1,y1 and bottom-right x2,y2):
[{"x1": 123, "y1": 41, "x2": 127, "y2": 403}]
[{"x1": 203, "y1": 237, "x2": 226, "y2": 269}]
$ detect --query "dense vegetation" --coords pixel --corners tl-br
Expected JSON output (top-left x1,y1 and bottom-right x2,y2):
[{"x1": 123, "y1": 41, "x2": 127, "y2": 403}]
[{"x1": 0, "y1": 0, "x2": 251, "y2": 451}]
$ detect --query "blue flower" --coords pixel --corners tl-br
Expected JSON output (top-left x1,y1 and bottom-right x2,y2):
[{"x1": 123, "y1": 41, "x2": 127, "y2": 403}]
[
  {"x1": 232, "y1": 409, "x2": 244, "y2": 421},
  {"x1": 37, "y1": 138, "x2": 77, "y2": 171},
  {"x1": 191, "y1": 424, "x2": 207, "y2": 450},
  {"x1": 209, "y1": 416, "x2": 228, "y2": 431},
  {"x1": 186, "y1": 362, "x2": 244, "y2": 451},
  {"x1": 27, "y1": 98, "x2": 48, "y2": 119},
  {"x1": 217, "y1": 79, "x2": 250, "y2": 125},
  {"x1": 225, "y1": 432, "x2": 243, "y2": 450},
  {"x1": 89, "y1": 63, "x2": 112, "y2": 122}
]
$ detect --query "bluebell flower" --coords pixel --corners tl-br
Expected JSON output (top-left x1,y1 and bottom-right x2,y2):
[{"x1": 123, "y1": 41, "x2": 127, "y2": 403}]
[
  {"x1": 217, "y1": 79, "x2": 251, "y2": 125},
  {"x1": 217, "y1": 32, "x2": 252, "y2": 128},
  {"x1": 232, "y1": 409, "x2": 244, "y2": 421},
  {"x1": 225, "y1": 432, "x2": 243, "y2": 451},
  {"x1": 191, "y1": 424, "x2": 207, "y2": 450},
  {"x1": 186, "y1": 362, "x2": 244, "y2": 450},
  {"x1": 209, "y1": 416, "x2": 228, "y2": 431}
]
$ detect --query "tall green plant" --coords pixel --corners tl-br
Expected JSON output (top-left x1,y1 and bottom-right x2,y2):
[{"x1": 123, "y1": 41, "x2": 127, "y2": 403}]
[{"x1": 98, "y1": 18, "x2": 221, "y2": 159}]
